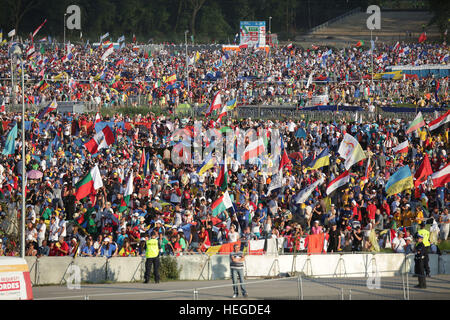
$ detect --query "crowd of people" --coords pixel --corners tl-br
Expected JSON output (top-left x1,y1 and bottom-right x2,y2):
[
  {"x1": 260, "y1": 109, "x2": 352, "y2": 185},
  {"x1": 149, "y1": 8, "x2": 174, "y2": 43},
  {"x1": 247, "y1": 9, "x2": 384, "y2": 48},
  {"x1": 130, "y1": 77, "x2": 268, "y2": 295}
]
[
  {"x1": 0, "y1": 109, "x2": 448, "y2": 258},
  {"x1": 0, "y1": 40, "x2": 448, "y2": 111},
  {"x1": 0, "y1": 39, "x2": 448, "y2": 259}
]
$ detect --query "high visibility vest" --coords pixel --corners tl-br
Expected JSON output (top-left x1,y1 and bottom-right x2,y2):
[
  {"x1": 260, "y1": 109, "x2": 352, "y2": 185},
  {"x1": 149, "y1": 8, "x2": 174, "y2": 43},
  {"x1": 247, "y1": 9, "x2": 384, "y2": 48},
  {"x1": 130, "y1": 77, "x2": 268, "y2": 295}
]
[
  {"x1": 417, "y1": 229, "x2": 430, "y2": 247},
  {"x1": 146, "y1": 239, "x2": 159, "y2": 258}
]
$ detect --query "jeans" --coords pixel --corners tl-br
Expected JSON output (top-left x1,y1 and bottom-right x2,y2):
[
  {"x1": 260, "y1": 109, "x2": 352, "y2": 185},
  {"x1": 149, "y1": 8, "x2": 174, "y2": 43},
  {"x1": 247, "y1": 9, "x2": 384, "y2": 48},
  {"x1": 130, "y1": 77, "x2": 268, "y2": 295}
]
[{"x1": 231, "y1": 268, "x2": 247, "y2": 295}]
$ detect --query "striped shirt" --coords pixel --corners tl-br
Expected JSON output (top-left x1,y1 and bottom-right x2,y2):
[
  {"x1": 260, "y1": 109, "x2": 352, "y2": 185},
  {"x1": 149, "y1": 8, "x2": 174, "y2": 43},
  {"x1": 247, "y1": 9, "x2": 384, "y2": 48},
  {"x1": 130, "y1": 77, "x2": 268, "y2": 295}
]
[{"x1": 230, "y1": 251, "x2": 245, "y2": 269}]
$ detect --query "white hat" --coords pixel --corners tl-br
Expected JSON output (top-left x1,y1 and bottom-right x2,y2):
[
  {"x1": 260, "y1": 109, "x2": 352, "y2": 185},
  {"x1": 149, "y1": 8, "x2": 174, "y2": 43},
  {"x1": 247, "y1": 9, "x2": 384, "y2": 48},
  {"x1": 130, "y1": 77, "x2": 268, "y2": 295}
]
[{"x1": 104, "y1": 238, "x2": 111, "y2": 242}]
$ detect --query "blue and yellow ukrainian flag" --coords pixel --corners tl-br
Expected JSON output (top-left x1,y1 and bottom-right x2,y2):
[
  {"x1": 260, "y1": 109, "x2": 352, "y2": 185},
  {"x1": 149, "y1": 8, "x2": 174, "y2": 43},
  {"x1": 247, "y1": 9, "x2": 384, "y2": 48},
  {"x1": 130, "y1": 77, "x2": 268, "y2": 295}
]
[
  {"x1": 307, "y1": 147, "x2": 330, "y2": 170},
  {"x1": 385, "y1": 165, "x2": 414, "y2": 197},
  {"x1": 198, "y1": 153, "x2": 215, "y2": 176},
  {"x1": 225, "y1": 98, "x2": 237, "y2": 111}
]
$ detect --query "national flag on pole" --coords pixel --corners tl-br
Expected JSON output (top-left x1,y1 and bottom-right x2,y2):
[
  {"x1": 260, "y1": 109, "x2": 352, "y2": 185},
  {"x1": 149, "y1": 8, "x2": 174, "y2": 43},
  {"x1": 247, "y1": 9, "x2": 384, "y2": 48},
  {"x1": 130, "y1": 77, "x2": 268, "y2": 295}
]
[
  {"x1": 101, "y1": 43, "x2": 114, "y2": 60},
  {"x1": 385, "y1": 166, "x2": 414, "y2": 197},
  {"x1": 393, "y1": 41, "x2": 400, "y2": 51},
  {"x1": 75, "y1": 165, "x2": 103, "y2": 201},
  {"x1": 356, "y1": 40, "x2": 364, "y2": 47},
  {"x1": 143, "y1": 151, "x2": 151, "y2": 177},
  {"x1": 307, "y1": 147, "x2": 330, "y2": 170},
  {"x1": 428, "y1": 109, "x2": 450, "y2": 132},
  {"x1": 286, "y1": 43, "x2": 293, "y2": 49},
  {"x1": 139, "y1": 149, "x2": 146, "y2": 171},
  {"x1": 326, "y1": 170, "x2": 350, "y2": 195},
  {"x1": 306, "y1": 71, "x2": 314, "y2": 89},
  {"x1": 2, "y1": 123, "x2": 18, "y2": 156},
  {"x1": 32, "y1": 19, "x2": 47, "y2": 39},
  {"x1": 198, "y1": 153, "x2": 215, "y2": 176},
  {"x1": 279, "y1": 136, "x2": 292, "y2": 171},
  {"x1": 243, "y1": 138, "x2": 265, "y2": 162},
  {"x1": 164, "y1": 74, "x2": 176, "y2": 85},
  {"x1": 266, "y1": 170, "x2": 283, "y2": 196},
  {"x1": 153, "y1": 80, "x2": 162, "y2": 89},
  {"x1": 406, "y1": 112, "x2": 425, "y2": 134},
  {"x1": 94, "y1": 112, "x2": 101, "y2": 124},
  {"x1": 0, "y1": 100, "x2": 5, "y2": 113},
  {"x1": 100, "y1": 32, "x2": 109, "y2": 43},
  {"x1": 431, "y1": 163, "x2": 450, "y2": 188},
  {"x1": 214, "y1": 161, "x2": 228, "y2": 191},
  {"x1": 418, "y1": 32, "x2": 427, "y2": 43},
  {"x1": 392, "y1": 140, "x2": 409, "y2": 154},
  {"x1": 211, "y1": 191, "x2": 233, "y2": 217},
  {"x1": 84, "y1": 125, "x2": 115, "y2": 154},
  {"x1": 295, "y1": 175, "x2": 325, "y2": 204},
  {"x1": 36, "y1": 99, "x2": 58, "y2": 119},
  {"x1": 338, "y1": 133, "x2": 367, "y2": 170},
  {"x1": 414, "y1": 153, "x2": 433, "y2": 187},
  {"x1": 119, "y1": 171, "x2": 133, "y2": 213},
  {"x1": 205, "y1": 91, "x2": 222, "y2": 117}
]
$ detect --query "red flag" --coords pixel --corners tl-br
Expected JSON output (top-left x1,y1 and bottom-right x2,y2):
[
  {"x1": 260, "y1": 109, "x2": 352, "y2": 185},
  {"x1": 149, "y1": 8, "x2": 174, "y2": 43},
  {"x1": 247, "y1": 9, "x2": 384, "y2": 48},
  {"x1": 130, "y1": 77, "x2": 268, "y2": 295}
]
[
  {"x1": 32, "y1": 19, "x2": 47, "y2": 39},
  {"x1": 414, "y1": 153, "x2": 432, "y2": 187},
  {"x1": 139, "y1": 149, "x2": 146, "y2": 170},
  {"x1": 418, "y1": 32, "x2": 427, "y2": 43}
]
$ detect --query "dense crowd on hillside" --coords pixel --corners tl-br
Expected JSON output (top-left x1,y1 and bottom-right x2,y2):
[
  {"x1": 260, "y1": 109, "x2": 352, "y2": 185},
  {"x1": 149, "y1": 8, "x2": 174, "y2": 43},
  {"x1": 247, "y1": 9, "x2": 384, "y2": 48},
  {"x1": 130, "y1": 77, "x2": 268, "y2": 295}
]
[
  {"x1": 0, "y1": 107, "x2": 448, "y2": 257},
  {"x1": 0, "y1": 41, "x2": 448, "y2": 111},
  {"x1": 0, "y1": 39, "x2": 448, "y2": 258}
]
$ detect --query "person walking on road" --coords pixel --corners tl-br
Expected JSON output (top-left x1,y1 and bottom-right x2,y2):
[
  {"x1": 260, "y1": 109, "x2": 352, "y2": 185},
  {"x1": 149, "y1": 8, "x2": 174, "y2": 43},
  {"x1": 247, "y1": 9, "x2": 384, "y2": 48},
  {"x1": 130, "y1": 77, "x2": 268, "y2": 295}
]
[
  {"x1": 414, "y1": 234, "x2": 427, "y2": 289},
  {"x1": 230, "y1": 243, "x2": 248, "y2": 298},
  {"x1": 144, "y1": 232, "x2": 160, "y2": 284}
]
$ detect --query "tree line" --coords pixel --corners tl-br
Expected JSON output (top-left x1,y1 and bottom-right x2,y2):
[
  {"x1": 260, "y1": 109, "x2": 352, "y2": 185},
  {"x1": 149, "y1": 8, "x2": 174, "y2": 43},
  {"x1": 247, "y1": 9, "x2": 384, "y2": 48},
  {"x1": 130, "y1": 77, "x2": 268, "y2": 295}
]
[{"x1": 0, "y1": 0, "x2": 447, "y2": 43}]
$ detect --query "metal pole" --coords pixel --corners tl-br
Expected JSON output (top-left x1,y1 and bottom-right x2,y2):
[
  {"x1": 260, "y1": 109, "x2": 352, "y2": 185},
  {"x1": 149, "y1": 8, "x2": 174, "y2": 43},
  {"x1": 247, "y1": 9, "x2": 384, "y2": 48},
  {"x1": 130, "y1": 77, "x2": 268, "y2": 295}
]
[
  {"x1": 63, "y1": 14, "x2": 67, "y2": 55},
  {"x1": 20, "y1": 56, "x2": 26, "y2": 259},
  {"x1": 371, "y1": 30, "x2": 373, "y2": 88},
  {"x1": 185, "y1": 31, "x2": 189, "y2": 103},
  {"x1": 268, "y1": 17, "x2": 272, "y2": 71},
  {"x1": 10, "y1": 55, "x2": 14, "y2": 105}
]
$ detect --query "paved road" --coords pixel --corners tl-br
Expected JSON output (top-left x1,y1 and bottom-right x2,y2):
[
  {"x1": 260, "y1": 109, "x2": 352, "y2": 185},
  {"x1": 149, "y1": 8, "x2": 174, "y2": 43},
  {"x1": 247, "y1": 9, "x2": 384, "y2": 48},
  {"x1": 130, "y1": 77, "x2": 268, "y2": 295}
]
[{"x1": 32, "y1": 275, "x2": 450, "y2": 300}]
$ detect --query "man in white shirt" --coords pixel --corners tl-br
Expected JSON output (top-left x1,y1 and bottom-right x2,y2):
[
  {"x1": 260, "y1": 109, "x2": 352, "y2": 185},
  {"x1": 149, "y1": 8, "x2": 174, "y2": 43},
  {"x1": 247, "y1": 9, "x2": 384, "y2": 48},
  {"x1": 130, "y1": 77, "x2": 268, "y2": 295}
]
[
  {"x1": 36, "y1": 217, "x2": 47, "y2": 247},
  {"x1": 392, "y1": 231, "x2": 406, "y2": 253},
  {"x1": 48, "y1": 216, "x2": 59, "y2": 242}
]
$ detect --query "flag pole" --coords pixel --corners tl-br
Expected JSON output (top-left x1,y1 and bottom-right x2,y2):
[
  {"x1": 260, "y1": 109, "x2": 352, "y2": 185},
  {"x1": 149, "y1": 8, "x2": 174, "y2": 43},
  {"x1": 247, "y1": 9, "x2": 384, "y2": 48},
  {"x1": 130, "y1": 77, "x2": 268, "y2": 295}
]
[
  {"x1": 63, "y1": 13, "x2": 67, "y2": 55},
  {"x1": 185, "y1": 30, "x2": 190, "y2": 103},
  {"x1": 20, "y1": 53, "x2": 26, "y2": 259}
]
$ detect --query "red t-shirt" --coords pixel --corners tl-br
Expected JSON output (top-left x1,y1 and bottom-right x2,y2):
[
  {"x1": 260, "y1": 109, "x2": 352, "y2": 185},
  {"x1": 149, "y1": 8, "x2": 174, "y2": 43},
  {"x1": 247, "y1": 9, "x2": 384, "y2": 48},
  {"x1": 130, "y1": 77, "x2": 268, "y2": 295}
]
[
  {"x1": 367, "y1": 204, "x2": 377, "y2": 220},
  {"x1": 56, "y1": 241, "x2": 69, "y2": 256}
]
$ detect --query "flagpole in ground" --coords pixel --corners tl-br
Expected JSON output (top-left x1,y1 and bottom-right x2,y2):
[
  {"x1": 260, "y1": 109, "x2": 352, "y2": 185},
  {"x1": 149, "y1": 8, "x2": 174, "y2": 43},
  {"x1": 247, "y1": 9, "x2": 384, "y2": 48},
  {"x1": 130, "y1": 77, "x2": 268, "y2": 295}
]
[
  {"x1": 10, "y1": 42, "x2": 26, "y2": 258},
  {"x1": 20, "y1": 52, "x2": 26, "y2": 258},
  {"x1": 63, "y1": 13, "x2": 67, "y2": 55},
  {"x1": 185, "y1": 30, "x2": 190, "y2": 103}
]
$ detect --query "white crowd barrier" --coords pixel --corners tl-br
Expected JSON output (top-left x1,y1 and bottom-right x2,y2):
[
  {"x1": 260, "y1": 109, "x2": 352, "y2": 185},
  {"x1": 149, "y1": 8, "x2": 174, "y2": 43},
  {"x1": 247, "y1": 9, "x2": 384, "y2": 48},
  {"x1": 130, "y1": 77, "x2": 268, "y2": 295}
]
[{"x1": 23, "y1": 252, "x2": 449, "y2": 286}]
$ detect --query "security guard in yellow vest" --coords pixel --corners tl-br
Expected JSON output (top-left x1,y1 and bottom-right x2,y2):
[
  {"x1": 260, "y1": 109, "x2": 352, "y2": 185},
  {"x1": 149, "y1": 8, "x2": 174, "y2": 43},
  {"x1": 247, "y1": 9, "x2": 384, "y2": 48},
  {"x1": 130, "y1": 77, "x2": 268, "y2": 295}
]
[
  {"x1": 144, "y1": 232, "x2": 160, "y2": 284},
  {"x1": 417, "y1": 222, "x2": 430, "y2": 277}
]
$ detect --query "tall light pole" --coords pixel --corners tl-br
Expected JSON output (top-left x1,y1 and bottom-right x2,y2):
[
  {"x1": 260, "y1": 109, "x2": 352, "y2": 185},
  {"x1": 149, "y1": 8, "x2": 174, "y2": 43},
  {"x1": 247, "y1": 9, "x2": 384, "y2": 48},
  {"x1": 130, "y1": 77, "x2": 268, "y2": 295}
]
[
  {"x1": 185, "y1": 30, "x2": 189, "y2": 103},
  {"x1": 268, "y1": 16, "x2": 272, "y2": 71},
  {"x1": 10, "y1": 43, "x2": 26, "y2": 258},
  {"x1": 63, "y1": 13, "x2": 67, "y2": 54}
]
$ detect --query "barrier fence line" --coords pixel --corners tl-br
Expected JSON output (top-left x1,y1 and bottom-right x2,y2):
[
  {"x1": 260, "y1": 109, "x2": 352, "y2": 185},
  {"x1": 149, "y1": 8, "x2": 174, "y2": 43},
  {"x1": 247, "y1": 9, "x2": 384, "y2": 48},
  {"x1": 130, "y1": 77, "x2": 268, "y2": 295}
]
[{"x1": 34, "y1": 270, "x2": 408, "y2": 300}]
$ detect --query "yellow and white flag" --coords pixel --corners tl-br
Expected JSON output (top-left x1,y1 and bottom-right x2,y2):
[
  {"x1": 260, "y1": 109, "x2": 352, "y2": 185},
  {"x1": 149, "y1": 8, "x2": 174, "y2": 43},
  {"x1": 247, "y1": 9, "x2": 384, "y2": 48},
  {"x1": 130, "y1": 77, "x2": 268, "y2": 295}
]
[{"x1": 338, "y1": 133, "x2": 367, "y2": 170}]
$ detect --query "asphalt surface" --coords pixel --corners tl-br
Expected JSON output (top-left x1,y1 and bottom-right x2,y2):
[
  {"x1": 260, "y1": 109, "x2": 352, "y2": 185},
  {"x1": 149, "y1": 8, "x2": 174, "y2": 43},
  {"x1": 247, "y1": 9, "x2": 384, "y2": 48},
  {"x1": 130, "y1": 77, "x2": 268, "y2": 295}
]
[{"x1": 32, "y1": 275, "x2": 450, "y2": 300}]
